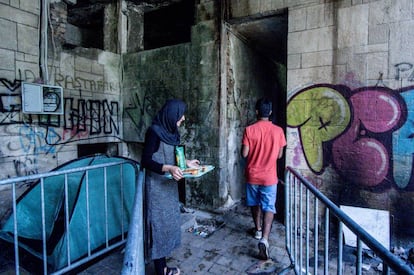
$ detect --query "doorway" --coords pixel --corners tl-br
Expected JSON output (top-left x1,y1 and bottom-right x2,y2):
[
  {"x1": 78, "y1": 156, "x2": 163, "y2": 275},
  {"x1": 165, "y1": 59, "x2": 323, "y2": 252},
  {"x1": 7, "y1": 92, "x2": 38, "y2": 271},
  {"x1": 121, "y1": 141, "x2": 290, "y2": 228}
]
[{"x1": 223, "y1": 10, "x2": 288, "y2": 221}]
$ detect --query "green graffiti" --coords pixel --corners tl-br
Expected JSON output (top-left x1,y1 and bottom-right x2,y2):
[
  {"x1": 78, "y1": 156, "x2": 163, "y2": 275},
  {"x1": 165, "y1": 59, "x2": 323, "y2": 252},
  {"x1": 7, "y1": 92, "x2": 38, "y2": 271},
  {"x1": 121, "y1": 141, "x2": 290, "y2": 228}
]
[{"x1": 287, "y1": 86, "x2": 351, "y2": 173}]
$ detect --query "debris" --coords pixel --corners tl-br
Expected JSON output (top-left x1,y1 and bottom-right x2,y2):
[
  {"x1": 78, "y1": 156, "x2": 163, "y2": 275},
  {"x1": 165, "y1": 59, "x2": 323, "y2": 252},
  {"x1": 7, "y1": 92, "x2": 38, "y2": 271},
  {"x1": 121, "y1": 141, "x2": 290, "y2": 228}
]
[
  {"x1": 375, "y1": 263, "x2": 383, "y2": 272},
  {"x1": 361, "y1": 263, "x2": 371, "y2": 271},
  {"x1": 362, "y1": 249, "x2": 376, "y2": 259},
  {"x1": 187, "y1": 218, "x2": 225, "y2": 238},
  {"x1": 180, "y1": 203, "x2": 195, "y2": 213},
  {"x1": 392, "y1": 246, "x2": 407, "y2": 260},
  {"x1": 408, "y1": 248, "x2": 414, "y2": 264},
  {"x1": 246, "y1": 259, "x2": 278, "y2": 274}
]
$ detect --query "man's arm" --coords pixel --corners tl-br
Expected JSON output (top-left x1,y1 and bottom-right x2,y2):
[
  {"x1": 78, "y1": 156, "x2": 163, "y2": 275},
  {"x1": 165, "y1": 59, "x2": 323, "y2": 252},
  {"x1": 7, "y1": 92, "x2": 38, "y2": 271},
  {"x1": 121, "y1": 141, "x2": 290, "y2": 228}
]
[
  {"x1": 277, "y1": 147, "x2": 284, "y2": 159},
  {"x1": 241, "y1": 144, "x2": 249, "y2": 158}
]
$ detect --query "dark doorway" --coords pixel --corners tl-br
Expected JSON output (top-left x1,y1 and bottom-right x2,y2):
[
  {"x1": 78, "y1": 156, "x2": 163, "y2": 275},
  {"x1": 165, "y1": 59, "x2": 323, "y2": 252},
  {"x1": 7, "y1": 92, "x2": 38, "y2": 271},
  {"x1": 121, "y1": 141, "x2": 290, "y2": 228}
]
[
  {"x1": 78, "y1": 142, "x2": 119, "y2": 158},
  {"x1": 229, "y1": 11, "x2": 288, "y2": 223},
  {"x1": 230, "y1": 12, "x2": 287, "y2": 129}
]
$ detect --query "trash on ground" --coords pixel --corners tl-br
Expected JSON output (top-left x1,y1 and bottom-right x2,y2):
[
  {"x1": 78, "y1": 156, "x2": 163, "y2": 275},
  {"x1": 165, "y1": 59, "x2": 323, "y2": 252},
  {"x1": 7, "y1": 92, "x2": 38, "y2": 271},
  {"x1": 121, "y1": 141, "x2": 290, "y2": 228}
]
[
  {"x1": 246, "y1": 259, "x2": 278, "y2": 274},
  {"x1": 187, "y1": 217, "x2": 225, "y2": 238}
]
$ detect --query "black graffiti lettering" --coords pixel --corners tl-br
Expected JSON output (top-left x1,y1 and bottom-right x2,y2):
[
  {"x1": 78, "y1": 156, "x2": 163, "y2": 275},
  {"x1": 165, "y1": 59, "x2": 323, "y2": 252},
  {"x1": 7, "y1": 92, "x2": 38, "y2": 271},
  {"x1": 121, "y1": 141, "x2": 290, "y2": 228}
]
[
  {"x1": 13, "y1": 158, "x2": 39, "y2": 177},
  {"x1": 66, "y1": 75, "x2": 75, "y2": 89},
  {"x1": 7, "y1": 70, "x2": 115, "y2": 92},
  {"x1": 0, "y1": 110, "x2": 21, "y2": 125},
  {"x1": 55, "y1": 73, "x2": 64, "y2": 87},
  {"x1": 47, "y1": 72, "x2": 112, "y2": 91},
  {"x1": 77, "y1": 99, "x2": 87, "y2": 131},
  {"x1": 110, "y1": 82, "x2": 115, "y2": 91},
  {"x1": 0, "y1": 74, "x2": 120, "y2": 141},
  {"x1": 73, "y1": 76, "x2": 82, "y2": 89},
  {"x1": 102, "y1": 100, "x2": 119, "y2": 134},
  {"x1": 23, "y1": 69, "x2": 37, "y2": 83},
  {"x1": 64, "y1": 98, "x2": 75, "y2": 130},
  {"x1": 89, "y1": 100, "x2": 102, "y2": 135},
  {"x1": 0, "y1": 78, "x2": 22, "y2": 92},
  {"x1": 64, "y1": 98, "x2": 87, "y2": 132},
  {"x1": 88, "y1": 79, "x2": 94, "y2": 90},
  {"x1": 67, "y1": 76, "x2": 78, "y2": 89},
  {"x1": 0, "y1": 94, "x2": 21, "y2": 112},
  {"x1": 97, "y1": 81, "x2": 104, "y2": 90},
  {"x1": 39, "y1": 114, "x2": 61, "y2": 127},
  {"x1": 395, "y1": 62, "x2": 413, "y2": 80}
]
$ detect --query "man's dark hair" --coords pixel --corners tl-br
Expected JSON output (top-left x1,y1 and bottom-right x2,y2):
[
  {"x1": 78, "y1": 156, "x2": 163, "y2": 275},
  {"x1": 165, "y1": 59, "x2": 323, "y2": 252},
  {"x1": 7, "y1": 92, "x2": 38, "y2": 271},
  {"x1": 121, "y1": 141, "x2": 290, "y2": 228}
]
[{"x1": 255, "y1": 97, "x2": 272, "y2": 118}]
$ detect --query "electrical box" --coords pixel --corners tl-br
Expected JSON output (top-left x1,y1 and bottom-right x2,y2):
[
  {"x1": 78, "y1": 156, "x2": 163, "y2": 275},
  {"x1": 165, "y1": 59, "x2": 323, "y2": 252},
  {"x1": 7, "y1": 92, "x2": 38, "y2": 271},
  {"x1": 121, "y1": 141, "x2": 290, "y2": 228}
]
[{"x1": 22, "y1": 82, "x2": 64, "y2": 115}]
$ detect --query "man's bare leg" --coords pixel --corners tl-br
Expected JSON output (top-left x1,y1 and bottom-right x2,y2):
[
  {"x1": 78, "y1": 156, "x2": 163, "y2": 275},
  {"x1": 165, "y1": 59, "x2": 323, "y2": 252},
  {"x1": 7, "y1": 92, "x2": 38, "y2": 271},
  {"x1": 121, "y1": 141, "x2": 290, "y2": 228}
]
[
  {"x1": 257, "y1": 211, "x2": 274, "y2": 260},
  {"x1": 251, "y1": 205, "x2": 262, "y2": 231},
  {"x1": 261, "y1": 211, "x2": 274, "y2": 240}
]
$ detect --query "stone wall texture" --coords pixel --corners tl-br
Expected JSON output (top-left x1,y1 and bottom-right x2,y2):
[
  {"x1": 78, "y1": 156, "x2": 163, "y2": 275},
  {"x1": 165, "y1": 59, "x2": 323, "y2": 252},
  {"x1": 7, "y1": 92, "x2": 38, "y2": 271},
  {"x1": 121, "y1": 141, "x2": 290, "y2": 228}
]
[
  {"x1": 228, "y1": 0, "x2": 414, "y2": 237},
  {"x1": 1, "y1": 0, "x2": 414, "y2": 239},
  {"x1": 0, "y1": 2, "x2": 122, "y2": 184}
]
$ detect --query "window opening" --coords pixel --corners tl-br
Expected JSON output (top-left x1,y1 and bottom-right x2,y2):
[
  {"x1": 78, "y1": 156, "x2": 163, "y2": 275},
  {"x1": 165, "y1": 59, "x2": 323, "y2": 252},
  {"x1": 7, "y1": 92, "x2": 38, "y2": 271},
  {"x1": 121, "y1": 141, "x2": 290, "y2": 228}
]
[
  {"x1": 65, "y1": 2, "x2": 105, "y2": 49},
  {"x1": 144, "y1": 0, "x2": 195, "y2": 50}
]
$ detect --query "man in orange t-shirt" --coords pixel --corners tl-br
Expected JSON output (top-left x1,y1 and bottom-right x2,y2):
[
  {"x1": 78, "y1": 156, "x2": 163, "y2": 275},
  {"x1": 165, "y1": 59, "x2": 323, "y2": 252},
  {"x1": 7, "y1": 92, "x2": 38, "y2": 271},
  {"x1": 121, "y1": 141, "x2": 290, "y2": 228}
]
[{"x1": 241, "y1": 97, "x2": 286, "y2": 260}]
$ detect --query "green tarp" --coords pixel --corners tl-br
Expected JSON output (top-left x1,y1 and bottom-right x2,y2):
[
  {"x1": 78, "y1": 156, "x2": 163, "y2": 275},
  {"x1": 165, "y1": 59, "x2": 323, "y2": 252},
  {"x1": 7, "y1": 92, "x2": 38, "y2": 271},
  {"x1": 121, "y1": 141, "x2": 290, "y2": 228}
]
[{"x1": 0, "y1": 154, "x2": 138, "y2": 271}]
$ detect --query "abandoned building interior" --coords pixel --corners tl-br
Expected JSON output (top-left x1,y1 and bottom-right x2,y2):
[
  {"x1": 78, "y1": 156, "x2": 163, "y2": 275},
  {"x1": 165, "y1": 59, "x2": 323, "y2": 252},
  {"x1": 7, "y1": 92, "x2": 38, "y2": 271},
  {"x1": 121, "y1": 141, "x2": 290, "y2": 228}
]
[{"x1": 1, "y1": 0, "x2": 414, "y2": 273}]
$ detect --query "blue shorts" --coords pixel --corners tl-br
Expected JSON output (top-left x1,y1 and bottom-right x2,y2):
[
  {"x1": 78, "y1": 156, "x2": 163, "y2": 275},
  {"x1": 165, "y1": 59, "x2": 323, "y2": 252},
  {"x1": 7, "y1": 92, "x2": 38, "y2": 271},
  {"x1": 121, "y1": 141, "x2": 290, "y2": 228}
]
[{"x1": 246, "y1": 183, "x2": 277, "y2": 213}]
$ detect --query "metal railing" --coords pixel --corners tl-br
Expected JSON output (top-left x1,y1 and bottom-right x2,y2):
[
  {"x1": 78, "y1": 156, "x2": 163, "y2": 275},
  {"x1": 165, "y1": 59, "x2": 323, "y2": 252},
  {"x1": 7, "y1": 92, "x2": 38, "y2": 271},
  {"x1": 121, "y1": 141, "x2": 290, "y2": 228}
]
[
  {"x1": 284, "y1": 166, "x2": 413, "y2": 275},
  {"x1": 0, "y1": 158, "x2": 142, "y2": 275}
]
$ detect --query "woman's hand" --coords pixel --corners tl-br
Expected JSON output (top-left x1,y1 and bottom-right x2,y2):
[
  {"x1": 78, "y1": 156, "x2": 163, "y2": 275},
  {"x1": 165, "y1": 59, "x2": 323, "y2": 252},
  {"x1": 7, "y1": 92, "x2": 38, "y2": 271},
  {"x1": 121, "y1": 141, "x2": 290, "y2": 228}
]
[
  {"x1": 163, "y1": 165, "x2": 183, "y2": 181},
  {"x1": 186, "y1": 159, "x2": 200, "y2": 168}
]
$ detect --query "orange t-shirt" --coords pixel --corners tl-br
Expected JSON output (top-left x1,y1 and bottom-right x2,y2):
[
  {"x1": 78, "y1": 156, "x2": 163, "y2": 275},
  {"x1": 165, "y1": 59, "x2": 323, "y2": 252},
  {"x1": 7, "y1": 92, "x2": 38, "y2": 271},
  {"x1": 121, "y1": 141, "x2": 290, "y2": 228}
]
[{"x1": 242, "y1": 120, "x2": 286, "y2": 185}]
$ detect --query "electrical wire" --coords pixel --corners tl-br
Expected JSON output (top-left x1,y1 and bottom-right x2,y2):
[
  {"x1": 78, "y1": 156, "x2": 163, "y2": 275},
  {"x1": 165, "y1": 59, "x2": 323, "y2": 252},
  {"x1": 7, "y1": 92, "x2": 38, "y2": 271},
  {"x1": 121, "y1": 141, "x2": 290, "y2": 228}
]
[{"x1": 41, "y1": 0, "x2": 49, "y2": 84}]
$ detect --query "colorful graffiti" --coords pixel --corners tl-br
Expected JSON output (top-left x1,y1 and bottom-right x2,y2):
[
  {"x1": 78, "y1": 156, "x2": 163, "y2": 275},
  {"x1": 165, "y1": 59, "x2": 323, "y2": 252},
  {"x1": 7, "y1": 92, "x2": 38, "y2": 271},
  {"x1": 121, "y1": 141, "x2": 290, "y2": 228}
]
[
  {"x1": 0, "y1": 72, "x2": 121, "y2": 177},
  {"x1": 287, "y1": 85, "x2": 351, "y2": 173},
  {"x1": 287, "y1": 84, "x2": 412, "y2": 190},
  {"x1": 1, "y1": 76, "x2": 119, "y2": 129}
]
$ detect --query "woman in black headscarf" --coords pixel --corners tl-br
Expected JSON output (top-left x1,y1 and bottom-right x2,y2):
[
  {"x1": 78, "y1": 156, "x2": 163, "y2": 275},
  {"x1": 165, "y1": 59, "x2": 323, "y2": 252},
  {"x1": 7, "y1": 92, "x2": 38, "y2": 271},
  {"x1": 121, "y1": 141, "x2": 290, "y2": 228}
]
[{"x1": 141, "y1": 99, "x2": 199, "y2": 275}]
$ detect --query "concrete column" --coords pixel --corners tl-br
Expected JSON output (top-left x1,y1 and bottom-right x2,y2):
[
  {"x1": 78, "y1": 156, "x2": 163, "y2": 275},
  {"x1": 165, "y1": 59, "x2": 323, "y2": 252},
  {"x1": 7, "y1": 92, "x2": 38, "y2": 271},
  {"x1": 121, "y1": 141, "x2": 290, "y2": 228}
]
[{"x1": 126, "y1": 3, "x2": 144, "y2": 53}]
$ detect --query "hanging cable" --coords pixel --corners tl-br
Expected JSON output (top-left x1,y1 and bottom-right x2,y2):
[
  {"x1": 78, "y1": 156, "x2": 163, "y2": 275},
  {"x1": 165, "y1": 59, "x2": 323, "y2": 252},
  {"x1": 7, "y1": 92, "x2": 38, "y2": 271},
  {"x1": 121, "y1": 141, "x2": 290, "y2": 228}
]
[{"x1": 40, "y1": 0, "x2": 49, "y2": 84}]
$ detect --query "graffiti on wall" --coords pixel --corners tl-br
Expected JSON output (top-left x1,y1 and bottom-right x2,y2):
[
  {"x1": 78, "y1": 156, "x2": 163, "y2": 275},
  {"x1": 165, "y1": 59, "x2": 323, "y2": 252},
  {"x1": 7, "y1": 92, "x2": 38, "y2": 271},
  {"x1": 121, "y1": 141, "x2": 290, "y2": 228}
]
[
  {"x1": 0, "y1": 74, "x2": 120, "y2": 151},
  {"x1": 55, "y1": 73, "x2": 116, "y2": 92},
  {"x1": 123, "y1": 80, "x2": 175, "y2": 141},
  {"x1": 287, "y1": 84, "x2": 413, "y2": 190}
]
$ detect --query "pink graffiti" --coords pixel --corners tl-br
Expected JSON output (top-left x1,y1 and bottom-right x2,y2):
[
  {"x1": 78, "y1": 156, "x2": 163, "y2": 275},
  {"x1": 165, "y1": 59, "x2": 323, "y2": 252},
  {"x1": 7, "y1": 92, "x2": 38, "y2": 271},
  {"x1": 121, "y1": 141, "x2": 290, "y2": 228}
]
[
  {"x1": 332, "y1": 88, "x2": 402, "y2": 187},
  {"x1": 293, "y1": 144, "x2": 303, "y2": 166},
  {"x1": 342, "y1": 72, "x2": 363, "y2": 90},
  {"x1": 62, "y1": 127, "x2": 89, "y2": 140}
]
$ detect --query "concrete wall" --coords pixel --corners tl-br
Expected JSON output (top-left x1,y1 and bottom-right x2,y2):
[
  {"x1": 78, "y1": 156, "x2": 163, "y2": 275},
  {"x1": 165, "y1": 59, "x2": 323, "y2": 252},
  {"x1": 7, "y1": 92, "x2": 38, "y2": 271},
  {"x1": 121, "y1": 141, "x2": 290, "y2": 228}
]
[
  {"x1": 0, "y1": 1, "x2": 123, "y2": 184},
  {"x1": 0, "y1": 0, "x2": 224, "y2": 214},
  {"x1": 122, "y1": 1, "x2": 223, "y2": 209},
  {"x1": 230, "y1": 0, "x2": 414, "y2": 237},
  {"x1": 2, "y1": 0, "x2": 414, "y2": 240}
]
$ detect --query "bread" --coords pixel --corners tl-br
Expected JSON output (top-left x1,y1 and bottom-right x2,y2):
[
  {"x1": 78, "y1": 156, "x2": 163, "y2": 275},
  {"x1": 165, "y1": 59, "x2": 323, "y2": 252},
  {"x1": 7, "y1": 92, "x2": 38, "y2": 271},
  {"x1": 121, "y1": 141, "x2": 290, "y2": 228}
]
[{"x1": 183, "y1": 168, "x2": 199, "y2": 175}]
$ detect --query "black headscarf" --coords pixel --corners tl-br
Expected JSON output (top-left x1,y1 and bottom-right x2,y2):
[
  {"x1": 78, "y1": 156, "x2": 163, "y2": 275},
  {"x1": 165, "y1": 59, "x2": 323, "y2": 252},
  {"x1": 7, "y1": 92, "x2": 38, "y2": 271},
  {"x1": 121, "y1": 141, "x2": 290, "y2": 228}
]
[{"x1": 150, "y1": 99, "x2": 187, "y2": 145}]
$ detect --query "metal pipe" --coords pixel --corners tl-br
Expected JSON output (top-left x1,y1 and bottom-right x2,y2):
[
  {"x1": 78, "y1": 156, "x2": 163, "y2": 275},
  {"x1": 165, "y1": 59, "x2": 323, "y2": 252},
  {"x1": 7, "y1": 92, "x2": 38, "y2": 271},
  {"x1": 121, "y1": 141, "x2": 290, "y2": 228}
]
[
  {"x1": 314, "y1": 198, "x2": 319, "y2": 275},
  {"x1": 121, "y1": 169, "x2": 145, "y2": 275},
  {"x1": 338, "y1": 222, "x2": 343, "y2": 275},
  {"x1": 299, "y1": 184, "x2": 303, "y2": 272},
  {"x1": 41, "y1": 178, "x2": 47, "y2": 274},
  {"x1": 306, "y1": 189, "x2": 310, "y2": 274},
  {"x1": 12, "y1": 184, "x2": 20, "y2": 275},
  {"x1": 324, "y1": 208, "x2": 329, "y2": 275},
  {"x1": 64, "y1": 174, "x2": 71, "y2": 266}
]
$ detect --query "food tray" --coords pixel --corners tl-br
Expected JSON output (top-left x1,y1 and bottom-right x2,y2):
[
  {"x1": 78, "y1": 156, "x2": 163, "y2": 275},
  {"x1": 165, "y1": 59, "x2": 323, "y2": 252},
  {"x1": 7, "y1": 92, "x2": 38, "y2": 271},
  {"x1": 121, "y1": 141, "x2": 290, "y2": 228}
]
[{"x1": 165, "y1": 165, "x2": 215, "y2": 179}]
